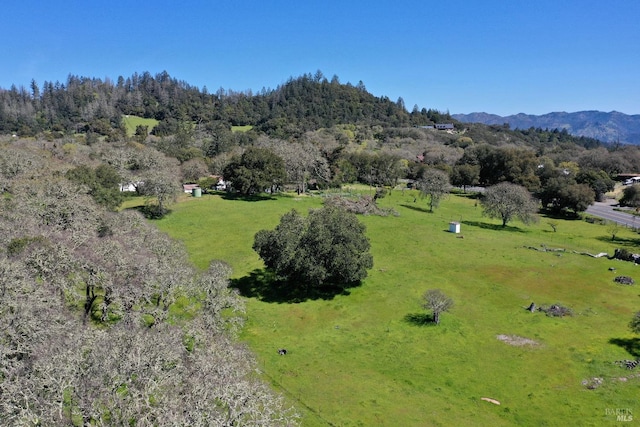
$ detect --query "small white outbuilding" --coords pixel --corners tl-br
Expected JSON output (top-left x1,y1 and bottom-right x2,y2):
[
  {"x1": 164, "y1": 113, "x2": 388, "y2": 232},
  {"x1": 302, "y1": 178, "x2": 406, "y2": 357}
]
[{"x1": 449, "y1": 222, "x2": 461, "y2": 234}]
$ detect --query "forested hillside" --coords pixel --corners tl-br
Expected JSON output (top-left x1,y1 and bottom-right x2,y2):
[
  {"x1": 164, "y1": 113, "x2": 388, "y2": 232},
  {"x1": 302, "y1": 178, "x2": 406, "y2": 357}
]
[
  {"x1": 0, "y1": 70, "x2": 598, "y2": 144},
  {"x1": 0, "y1": 71, "x2": 433, "y2": 139}
]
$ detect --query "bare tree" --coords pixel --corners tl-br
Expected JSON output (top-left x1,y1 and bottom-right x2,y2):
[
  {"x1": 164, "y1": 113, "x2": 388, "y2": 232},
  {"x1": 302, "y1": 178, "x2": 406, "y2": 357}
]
[
  {"x1": 189, "y1": 260, "x2": 245, "y2": 334},
  {"x1": 100, "y1": 143, "x2": 181, "y2": 215},
  {"x1": 607, "y1": 221, "x2": 621, "y2": 241},
  {"x1": 0, "y1": 143, "x2": 299, "y2": 426},
  {"x1": 0, "y1": 226, "x2": 299, "y2": 427},
  {"x1": 138, "y1": 162, "x2": 181, "y2": 216},
  {"x1": 0, "y1": 144, "x2": 46, "y2": 185},
  {"x1": 181, "y1": 157, "x2": 209, "y2": 182},
  {"x1": 416, "y1": 168, "x2": 451, "y2": 212},
  {"x1": 258, "y1": 136, "x2": 330, "y2": 193},
  {"x1": 422, "y1": 289, "x2": 454, "y2": 325}
]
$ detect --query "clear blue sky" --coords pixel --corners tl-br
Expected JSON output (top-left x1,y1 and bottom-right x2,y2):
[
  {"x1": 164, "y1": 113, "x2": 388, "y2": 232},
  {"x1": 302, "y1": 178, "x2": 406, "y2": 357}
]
[{"x1": 2, "y1": 0, "x2": 638, "y2": 116}]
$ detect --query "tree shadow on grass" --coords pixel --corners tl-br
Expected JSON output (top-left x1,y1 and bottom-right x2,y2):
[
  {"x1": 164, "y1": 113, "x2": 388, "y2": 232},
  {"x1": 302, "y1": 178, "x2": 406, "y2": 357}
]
[
  {"x1": 609, "y1": 337, "x2": 640, "y2": 358},
  {"x1": 403, "y1": 312, "x2": 437, "y2": 326},
  {"x1": 231, "y1": 269, "x2": 359, "y2": 303},
  {"x1": 125, "y1": 205, "x2": 173, "y2": 220},
  {"x1": 400, "y1": 204, "x2": 432, "y2": 214},
  {"x1": 595, "y1": 236, "x2": 640, "y2": 247},
  {"x1": 452, "y1": 191, "x2": 482, "y2": 200},
  {"x1": 461, "y1": 220, "x2": 527, "y2": 233},
  {"x1": 540, "y1": 210, "x2": 582, "y2": 221},
  {"x1": 220, "y1": 193, "x2": 277, "y2": 202}
]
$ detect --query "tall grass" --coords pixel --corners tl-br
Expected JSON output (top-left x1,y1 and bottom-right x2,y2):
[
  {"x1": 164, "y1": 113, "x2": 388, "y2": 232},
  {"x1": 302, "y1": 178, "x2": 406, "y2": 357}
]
[{"x1": 156, "y1": 190, "x2": 640, "y2": 426}]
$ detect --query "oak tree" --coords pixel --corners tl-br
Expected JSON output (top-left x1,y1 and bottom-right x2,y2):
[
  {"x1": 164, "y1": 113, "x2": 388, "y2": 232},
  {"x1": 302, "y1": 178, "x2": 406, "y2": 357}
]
[
  {"x1": 223, "y1": 146, "x2": 286, "y2": 195},
  {"x1": 416, "y1": 168, "x2": 451, "y2": 212},
  {"x1": 253, "y1": 206, "x2": 373, "y2": 287},
  {"x1": 481, "y1": 182, "x2": 539, "y2": 227},
  {"x1": 451, "y1": 163, "x2": 480, "y2": 192}
]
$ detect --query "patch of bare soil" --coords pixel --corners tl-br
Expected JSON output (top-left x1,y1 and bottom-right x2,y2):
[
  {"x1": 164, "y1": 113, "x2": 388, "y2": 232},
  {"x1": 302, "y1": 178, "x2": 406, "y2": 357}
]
[{"x1": 496, "y1": 334, "x2": 539, "y2": 346}]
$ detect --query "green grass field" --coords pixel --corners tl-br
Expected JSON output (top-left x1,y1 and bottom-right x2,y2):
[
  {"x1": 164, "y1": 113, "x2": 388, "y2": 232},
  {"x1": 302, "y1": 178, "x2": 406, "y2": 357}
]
[
  {"x1": 122, "y1": 115, "x2": 159, "y2": 137},
  {"x1": 232, "y1": 125, "x2": 254, "y2": 133},
  {"x1": 121, "y1": 118, "x2": 249, "y2": 138},
  {"x1": 155, "y1": 189, "x2": 640, "y2": 426}
]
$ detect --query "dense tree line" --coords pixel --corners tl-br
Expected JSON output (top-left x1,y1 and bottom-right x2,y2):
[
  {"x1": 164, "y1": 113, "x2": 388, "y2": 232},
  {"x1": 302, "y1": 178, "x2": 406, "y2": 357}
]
[
  {"x1": 0, "y1": 70, "x2": 618, "y2": 158},
  {"x1": 462, "y1": 122, "x2": 602, "y2": 151}
]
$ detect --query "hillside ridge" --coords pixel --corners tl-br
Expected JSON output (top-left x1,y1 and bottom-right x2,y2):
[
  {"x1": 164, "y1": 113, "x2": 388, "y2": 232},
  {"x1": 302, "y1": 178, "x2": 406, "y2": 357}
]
[{"x1": 453, "y1": 110, "x2": 640, "y2": 144}]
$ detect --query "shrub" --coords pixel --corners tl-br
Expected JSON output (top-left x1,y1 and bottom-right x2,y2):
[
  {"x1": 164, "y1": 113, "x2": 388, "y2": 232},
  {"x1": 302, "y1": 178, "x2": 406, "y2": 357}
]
[{"x1": 323, "y1": 195, "x2": 398, "y2": 216}]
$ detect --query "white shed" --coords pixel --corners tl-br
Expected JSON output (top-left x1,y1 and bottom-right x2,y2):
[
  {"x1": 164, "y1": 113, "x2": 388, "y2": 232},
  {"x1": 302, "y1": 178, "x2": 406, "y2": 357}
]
[{"x1": 449, "y1": 222, "x2": 461, "y2": 233}]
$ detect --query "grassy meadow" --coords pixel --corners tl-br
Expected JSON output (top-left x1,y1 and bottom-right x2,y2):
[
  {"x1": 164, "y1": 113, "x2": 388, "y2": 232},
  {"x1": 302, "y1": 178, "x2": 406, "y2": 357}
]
[
  {"x1": 232, "y1": 125, "x2": 254, "y2": 133},
  {"x1": 122, "y1": 115, "x2": 159, "y2": 137},
  {"x1": 154, "y1": 189, "x2": 640, "y2": 426}
]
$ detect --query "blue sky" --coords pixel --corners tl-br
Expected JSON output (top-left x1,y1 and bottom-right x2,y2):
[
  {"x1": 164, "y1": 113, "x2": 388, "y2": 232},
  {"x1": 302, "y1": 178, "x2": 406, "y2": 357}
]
[{"x1": 2, "y1": 0, "x2": 638, "y2": 116}]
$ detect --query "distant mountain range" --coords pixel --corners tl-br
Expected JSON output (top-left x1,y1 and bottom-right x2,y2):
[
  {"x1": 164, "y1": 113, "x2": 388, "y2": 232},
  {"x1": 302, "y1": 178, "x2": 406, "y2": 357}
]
[{"x1": 452, "y1": 111, "x2": 640, "y2": 145}]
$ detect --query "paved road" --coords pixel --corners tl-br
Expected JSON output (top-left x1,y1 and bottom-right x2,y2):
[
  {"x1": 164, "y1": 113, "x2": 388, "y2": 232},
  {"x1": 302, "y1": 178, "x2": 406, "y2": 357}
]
[
  {"x1": 460, "y1": 187, "x2": 638, "y2": 227},
  {"x1": 586, "y1": 199, "x2": 640, "y2": 228}
]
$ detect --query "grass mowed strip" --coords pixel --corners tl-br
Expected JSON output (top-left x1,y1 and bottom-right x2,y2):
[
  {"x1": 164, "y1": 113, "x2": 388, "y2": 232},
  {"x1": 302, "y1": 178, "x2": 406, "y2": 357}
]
[{"x1": 156, "y1": 190, "x2": 640, "y2": 426}]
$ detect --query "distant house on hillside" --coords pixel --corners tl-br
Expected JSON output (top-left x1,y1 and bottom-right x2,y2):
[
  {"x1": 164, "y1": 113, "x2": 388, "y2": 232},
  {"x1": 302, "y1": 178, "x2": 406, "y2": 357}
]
[
  {"x1": 418, "y1": 123, "x2": 454, "y2": 130},
  {"x1": 119, "y1": 181, "x2": 143, "y2": 192}
]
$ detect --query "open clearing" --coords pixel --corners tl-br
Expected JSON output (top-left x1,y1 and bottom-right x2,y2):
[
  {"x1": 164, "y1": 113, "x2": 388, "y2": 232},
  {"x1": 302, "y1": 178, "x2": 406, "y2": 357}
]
[
  {"x1": 231, "y1": 125, "x2": 254, "y2": 133},
  {"x1": 156, "y1": 189, "x2": 640, "y2": 426},
  {"x1": 122, "y1": 115, "x2": 159, "y2": 137}
]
